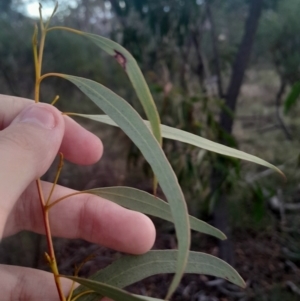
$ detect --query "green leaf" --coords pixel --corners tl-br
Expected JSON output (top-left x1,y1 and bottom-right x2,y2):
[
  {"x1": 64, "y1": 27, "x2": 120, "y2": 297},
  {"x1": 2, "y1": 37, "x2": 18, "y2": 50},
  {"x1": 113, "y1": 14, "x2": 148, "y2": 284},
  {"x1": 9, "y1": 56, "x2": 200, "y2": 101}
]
[
  {"x1": 284, "y1": 82, "x2": 300, "y2": 114},
  {"x1": 74, "y1": 114, "x2": 285, "y2": 178},
  {"x1": 63, "y1": 276, "x2": 164, "y2": 301},
  {"x1": 49, "y1": 26, "x2": 162, "y2": 194},
  {"x1": 73, "y1": 250, "x2": 246, "y2": 301},
  {"x1": 82, "y1": 32, "x2": 162, "y2": 143},
  {"x1": 81, "y1": 30, "x2": 162, "y2": 195},
  {"x1": 48, "y1": 27, "x2": 162, "y2": 144},
  {"x1": 57, "y1": 74, "x2": 190, "y2": 299},
  {"x1": 85, "y1": 186, "x2": 226, "y2": 240}
]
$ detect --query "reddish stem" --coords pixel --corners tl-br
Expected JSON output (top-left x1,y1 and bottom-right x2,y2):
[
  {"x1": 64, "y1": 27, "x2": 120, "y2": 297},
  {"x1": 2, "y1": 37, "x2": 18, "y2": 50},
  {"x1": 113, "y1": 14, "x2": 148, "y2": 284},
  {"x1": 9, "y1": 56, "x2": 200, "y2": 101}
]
[{"x1": 36, "y1": 179, "x2": 66, "y2": 301}]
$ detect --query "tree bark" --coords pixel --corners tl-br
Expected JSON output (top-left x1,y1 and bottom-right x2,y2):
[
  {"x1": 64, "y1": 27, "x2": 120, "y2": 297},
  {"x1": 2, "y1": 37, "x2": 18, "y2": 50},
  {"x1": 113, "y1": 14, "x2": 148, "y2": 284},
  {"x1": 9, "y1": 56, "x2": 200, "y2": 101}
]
[
  {"x1": 220, "y1": 0, "x2": 263, "y2": 133},
  {"x1": 212, "y1": 0, "x2": 264, "y2": 265},
  {"x1": 205, "y1": 1, "x2": 223, "y2": 98}
]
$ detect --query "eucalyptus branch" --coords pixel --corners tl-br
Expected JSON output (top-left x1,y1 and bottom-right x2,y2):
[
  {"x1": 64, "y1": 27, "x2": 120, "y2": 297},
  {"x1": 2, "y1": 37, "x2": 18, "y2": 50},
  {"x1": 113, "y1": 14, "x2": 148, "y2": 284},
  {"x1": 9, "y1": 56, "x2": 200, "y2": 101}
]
[
  {"x1": 46, "y1": 153, "x2": 64, "y2": 206},
  {"x1": 21, "y1": 2, "x2": 284, "y2": 301},
  {"x1": 47, "y1": 191, "x2": 89, "y2": 210},
  {"x1": 33, "y1": 4, "x2": 67, "y2": 301}
]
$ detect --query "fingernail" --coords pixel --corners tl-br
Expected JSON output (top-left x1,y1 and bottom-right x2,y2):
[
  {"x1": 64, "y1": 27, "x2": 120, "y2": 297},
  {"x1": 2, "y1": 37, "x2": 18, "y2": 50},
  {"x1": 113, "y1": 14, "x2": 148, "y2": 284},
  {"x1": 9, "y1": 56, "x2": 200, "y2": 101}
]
[{"x1": 17, "y1": 104, "x2": 56, "y2": 129}]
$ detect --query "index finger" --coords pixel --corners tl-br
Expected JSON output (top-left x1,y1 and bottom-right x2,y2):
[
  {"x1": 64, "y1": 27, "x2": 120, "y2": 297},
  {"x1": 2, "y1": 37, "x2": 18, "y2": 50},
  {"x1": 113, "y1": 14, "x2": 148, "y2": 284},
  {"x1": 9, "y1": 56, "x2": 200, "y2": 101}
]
[{"x1": 7, "y1": 181, "x2": 156, "y2": 255}]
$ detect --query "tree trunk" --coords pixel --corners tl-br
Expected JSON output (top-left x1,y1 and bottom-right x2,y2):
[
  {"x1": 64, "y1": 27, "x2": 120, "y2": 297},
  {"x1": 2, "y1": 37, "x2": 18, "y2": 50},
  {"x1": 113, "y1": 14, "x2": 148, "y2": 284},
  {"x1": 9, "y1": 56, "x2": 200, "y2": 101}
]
[
  {"x1": 212, "y1": 0, "x2": 264, "y2": 265},
  {"x1": 220, "y1": 0, "x2": 263, "y2": 133},
  {"x1": 205, "y1": 0, "x2": 223, "y2": 98}
]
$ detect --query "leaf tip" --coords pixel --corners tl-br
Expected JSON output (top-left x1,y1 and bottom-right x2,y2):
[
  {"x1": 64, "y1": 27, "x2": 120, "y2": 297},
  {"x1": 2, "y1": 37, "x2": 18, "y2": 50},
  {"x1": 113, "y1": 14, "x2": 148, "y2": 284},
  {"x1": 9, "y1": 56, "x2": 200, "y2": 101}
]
[
  {"x1": 281, "y1": 171, "x2": 287, "y2": 183},
  {"x1": 220, "y1": 233, "x2": 227, "y2": 240},
  {"x1": 165, "y1": 285, "x2": 173, "y2": 300},
  {"x1": 241, "y1": 278, "x2": 247, "y2": 289}
]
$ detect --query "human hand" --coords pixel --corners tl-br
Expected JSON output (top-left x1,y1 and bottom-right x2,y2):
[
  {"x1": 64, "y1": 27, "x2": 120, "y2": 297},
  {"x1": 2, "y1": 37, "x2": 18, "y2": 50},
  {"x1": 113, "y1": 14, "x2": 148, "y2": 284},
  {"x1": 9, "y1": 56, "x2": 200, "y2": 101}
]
[{"x1": 0, "y1": 94, "x2": 156, "y2": 300}]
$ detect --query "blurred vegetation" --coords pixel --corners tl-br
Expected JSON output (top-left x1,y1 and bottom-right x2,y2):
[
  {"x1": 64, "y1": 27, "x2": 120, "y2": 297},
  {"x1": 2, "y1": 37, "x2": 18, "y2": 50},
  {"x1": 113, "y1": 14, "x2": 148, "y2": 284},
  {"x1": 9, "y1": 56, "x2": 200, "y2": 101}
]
[{"x1": 1, "y1": 0, "x2": 300, "y2": 299}]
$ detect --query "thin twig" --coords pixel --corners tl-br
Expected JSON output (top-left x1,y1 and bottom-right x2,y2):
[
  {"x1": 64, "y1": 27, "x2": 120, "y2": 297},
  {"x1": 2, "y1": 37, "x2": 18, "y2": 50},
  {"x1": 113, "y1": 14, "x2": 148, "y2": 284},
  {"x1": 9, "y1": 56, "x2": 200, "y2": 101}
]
[
  {"x1": 36, "y1": 179, "x2": 66, "y2": 300},
  {"x1": 46, "y1": 153, "x2": 64, "y2": 206}
]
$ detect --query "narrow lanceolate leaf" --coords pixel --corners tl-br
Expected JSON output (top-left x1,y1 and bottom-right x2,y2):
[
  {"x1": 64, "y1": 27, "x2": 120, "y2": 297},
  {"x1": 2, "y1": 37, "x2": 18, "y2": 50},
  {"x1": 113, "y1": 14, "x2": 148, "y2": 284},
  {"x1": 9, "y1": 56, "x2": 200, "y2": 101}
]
[
  {"x1": 78, "y1": 114, "x2": 284, "y2": 178},
  {"x1": 85, "y1": 186, "x2": 226, "y2": 240},
  {"x1": 63, "y1": 276, "x2": 164, "y2": 301},
  {"x1": 83, "y1": 32, "x2": 162, "y2": 144},
  {"x1": 57, "y1": 74, "x2": 190, "y2": 299},
  {"x1": 49, "y1": 27, "x2": 162, "y2": 145},
  {"x1": 49, "y1": 26, "x2": 162, "y2": 194},
  {"x1": 73, "y1": 250, "x2": 246, "y2": 301},
  {"x1": 81, "y1": 30, "x2": 162, "y2": 194}
]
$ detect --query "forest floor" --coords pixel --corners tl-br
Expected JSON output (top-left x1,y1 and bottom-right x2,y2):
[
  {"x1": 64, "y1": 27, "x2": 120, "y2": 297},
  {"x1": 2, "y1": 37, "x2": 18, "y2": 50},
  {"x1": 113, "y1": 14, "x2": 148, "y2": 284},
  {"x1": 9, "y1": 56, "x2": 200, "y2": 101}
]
[
  {"x1": 1, "y1": 221, "x2": 299, "y2": 300},
  {"x1": 48, "y1": 223, "x2": 299, "y2": 301}
]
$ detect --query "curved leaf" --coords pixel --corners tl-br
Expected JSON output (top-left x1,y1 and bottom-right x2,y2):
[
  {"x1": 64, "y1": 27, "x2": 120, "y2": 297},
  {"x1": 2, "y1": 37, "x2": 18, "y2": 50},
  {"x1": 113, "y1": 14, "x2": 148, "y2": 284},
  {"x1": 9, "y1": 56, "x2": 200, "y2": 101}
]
[
  {"x1": 86, "y1": 186, "x2": 226, "y2": 240},
  {"x1": 48, "y1": 26, "x2": 162, "y2": 193},
  {"x1": 83, "y1": 32, "x2": 162, "y2": 144},
  {"x1": 81, "y1": 30, "x2": 162, "y2": 194},
  {"x1": 73, "y1": 250, "x2": 246, "y2": 301},
  {"x1": 48, "y1": 27, "x2": 162, "y2": 145},
  {"x1": 73, "y1": 114, "x2": 285, "y2": 178},
  {"x1": 56, "y1": 74, "x2": 190, "y2": 299},
  {"x1": 63, "y1": 276, "x2": 164, "y2": 301}
]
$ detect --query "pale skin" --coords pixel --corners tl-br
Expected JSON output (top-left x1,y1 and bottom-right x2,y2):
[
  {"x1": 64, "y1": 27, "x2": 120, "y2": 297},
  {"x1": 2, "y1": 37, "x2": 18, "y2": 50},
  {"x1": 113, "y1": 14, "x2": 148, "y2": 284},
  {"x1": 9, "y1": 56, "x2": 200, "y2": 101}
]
[{"x1": 0, "y1": 94, "x2": 156, "y2": 300}]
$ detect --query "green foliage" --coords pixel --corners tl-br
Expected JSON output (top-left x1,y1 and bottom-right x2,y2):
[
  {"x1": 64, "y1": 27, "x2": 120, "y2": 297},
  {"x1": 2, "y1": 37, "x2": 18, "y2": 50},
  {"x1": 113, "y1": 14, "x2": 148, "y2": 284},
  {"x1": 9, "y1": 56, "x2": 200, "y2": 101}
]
[
  {"x1": 80, "y1": 30, "x2": 162, "y2": 145},
  {"x1": 74, "y1": 186, "x2": 226, "y2": 240},
  {"x1": 0, "y1": 16, "x2": 34, "y2": 96},
  {"x1": 3, "y1": 3, "x2": 287, "y2": 301},
  {"x1": 78, "y1": 114, "x2": 283, "y2": 176},
  {"x1": 58, "y1": 73, "x2": 190, "y2": 298},
  {"x1": 284, "y1": 82, "x2": 300, "y2": 114},
  {"x1": 52, "y1": 37, "x2": 281, "y2": 301},
  {"x1": 72, "y1": 250, "x2": 245, "y2": 301},
  {"x1": 65, "y1": 276, "x2": 165, "y2": 301},
  {"x1": 260, "y1": 0, "x2": 300, "y2": 83},
  {"x1": 250, "y1": 184, "x2": 266, "y2": 223}
]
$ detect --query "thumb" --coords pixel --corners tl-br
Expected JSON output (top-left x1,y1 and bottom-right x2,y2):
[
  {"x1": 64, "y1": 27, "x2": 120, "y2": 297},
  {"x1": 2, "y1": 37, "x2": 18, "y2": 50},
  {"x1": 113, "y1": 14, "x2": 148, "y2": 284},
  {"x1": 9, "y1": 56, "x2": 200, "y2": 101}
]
[{"x1": 0, "y1": 103, "x2": 65, "y2": 213}]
